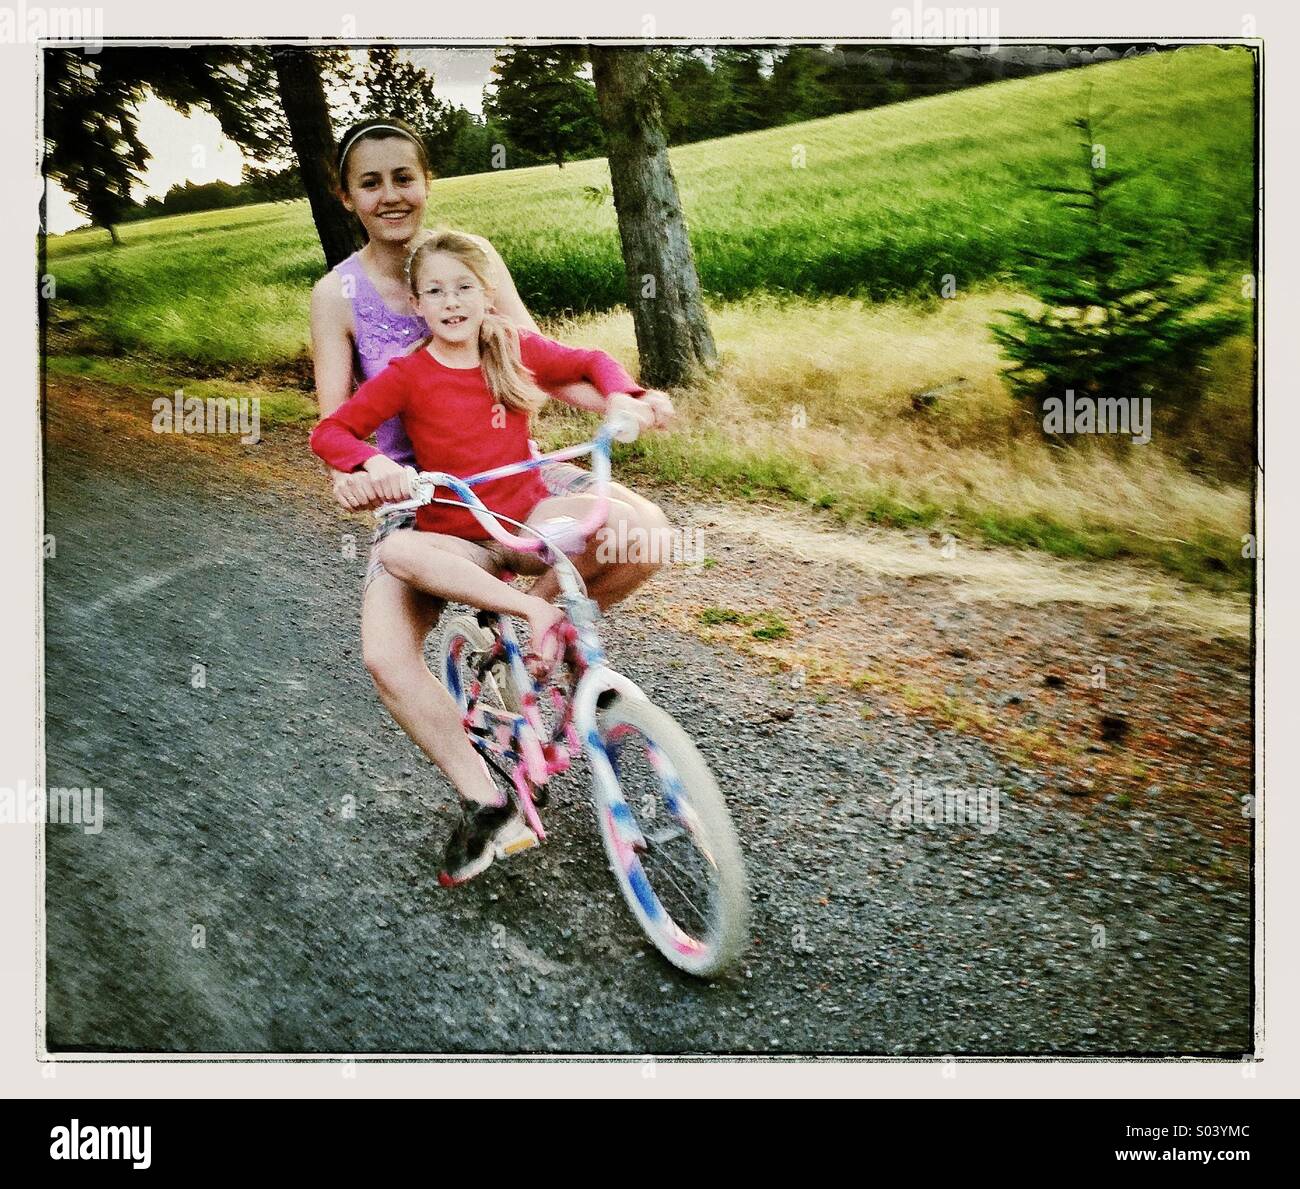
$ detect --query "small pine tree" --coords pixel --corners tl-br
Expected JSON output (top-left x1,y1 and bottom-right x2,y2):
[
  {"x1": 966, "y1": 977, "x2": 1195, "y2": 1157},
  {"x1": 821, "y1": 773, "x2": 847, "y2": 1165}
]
[{"x1": 991, "y1": 95, "x2": 1242, "y2": 440}]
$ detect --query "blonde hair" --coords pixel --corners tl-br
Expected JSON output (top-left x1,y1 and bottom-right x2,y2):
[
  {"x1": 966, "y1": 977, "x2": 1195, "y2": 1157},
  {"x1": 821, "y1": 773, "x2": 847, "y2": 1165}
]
[{"x1": 406, "y1": 229, "x2": 549, "y2": 416}]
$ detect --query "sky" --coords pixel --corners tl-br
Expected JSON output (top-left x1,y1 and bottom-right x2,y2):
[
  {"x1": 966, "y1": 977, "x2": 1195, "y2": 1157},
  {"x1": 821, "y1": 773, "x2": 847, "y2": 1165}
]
[{"x1": 45, "y1": 47, "x2": 500, "y2": 235}]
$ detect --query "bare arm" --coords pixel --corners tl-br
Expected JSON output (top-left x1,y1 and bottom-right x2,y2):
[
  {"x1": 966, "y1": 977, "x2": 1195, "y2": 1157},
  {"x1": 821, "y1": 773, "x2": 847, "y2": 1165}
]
[
  {"x1": 473, "y1": 233, "x2": 676, "y2": 428},
  {"x1": 311, "y1": 272, "x2": 357, "y2": 417},
  {"x1": 311, "y1": 273, "x2": 384, "y2": 511}
]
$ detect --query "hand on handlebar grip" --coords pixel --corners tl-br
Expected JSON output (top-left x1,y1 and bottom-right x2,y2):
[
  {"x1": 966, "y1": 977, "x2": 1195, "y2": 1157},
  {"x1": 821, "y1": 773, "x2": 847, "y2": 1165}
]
[
  {"x1": 331, "y1": 468, "x2": 383, "y2": 513},
  {"x1": 605, "y1": 392, "x2": 651, "y2": 444},
  {"x1": 362, "y1": 453, "x2": 419, "y2": 502}
]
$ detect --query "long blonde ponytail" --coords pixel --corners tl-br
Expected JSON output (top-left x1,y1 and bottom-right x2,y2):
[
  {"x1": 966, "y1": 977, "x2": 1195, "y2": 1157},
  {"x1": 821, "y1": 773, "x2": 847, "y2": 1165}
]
[
  {"x1": 406, "y1": 229, "x2": 550, "y2": 415},
  {"x1": 477, "y1": 311, "x2": 550, "y2": 415}
]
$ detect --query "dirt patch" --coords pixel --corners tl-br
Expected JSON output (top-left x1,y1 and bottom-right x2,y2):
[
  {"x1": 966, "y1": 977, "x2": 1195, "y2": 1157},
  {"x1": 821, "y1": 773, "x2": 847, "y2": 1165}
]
[{"x1": 619, "y1": 498, "x2": 1254, "y2": 854}]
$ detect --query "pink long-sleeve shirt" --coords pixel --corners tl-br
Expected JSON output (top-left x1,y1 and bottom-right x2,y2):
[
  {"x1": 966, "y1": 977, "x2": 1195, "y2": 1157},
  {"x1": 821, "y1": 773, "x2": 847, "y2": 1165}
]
[{"x1": 310, "y1": 330, "x2": 645, "y2": 540}]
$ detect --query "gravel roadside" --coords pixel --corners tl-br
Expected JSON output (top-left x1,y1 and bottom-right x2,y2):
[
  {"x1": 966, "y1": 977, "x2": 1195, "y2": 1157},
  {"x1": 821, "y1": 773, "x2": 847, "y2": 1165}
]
[{"x1": 41, "y1": 376, "x2": 1254, "y2": 1056}]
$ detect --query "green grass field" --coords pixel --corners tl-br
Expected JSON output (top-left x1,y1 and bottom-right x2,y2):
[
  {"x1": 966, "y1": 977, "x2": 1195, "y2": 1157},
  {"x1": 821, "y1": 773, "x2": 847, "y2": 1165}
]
[
  {"x1": 48, "y1": 46, "x2": 1254, "y2": 367},
  {"x1": 43, "y1": 46, "x2": 1257, "y2": 594}
]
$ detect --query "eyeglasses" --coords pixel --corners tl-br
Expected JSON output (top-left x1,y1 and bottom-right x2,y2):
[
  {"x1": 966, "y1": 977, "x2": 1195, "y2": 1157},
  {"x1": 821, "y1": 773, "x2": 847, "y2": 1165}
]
[{"x1": 416, "y1": 282, "x2": 482, "y2": 304}]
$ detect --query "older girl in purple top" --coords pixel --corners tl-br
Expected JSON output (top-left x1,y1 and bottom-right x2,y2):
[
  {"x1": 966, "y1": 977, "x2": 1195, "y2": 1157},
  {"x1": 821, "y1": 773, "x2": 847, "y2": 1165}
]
[
  {"x1": 310, "y1": 117, "x2": 676, "y2": 874},
  {"x1": 330, "y1": 250, "x2": 426, "y2": 465}
]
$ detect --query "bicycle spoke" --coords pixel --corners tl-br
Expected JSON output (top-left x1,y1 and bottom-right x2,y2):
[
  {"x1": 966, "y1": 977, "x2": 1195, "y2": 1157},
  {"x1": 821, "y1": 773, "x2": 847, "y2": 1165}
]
[
  {"x1": 656, "y1": 843, "x2": 714, "y2": 899},
  {"x1": 645, "y1": 857, "x2": 710, "y2": 930},
  {"x1": 647, "y1": 832, "x2": 710, "y2": 881},
  {"x1": 633, "y1": 785, "x2": 717, "y2": 933},
  {"x1": 646, "y1": 823, "x2": 686, "y2": 846}
]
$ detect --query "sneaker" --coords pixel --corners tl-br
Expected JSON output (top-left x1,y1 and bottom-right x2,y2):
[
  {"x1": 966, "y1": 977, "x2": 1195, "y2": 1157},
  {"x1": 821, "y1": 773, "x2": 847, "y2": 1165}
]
[{"x1": 437, "y1": 800, "x2": 538, "y2": 887}]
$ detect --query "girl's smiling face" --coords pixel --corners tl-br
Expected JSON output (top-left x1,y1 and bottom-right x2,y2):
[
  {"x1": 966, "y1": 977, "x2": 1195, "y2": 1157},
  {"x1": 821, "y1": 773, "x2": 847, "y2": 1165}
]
[
  {"x1": 410, "y1": 250, "x2": 490, "y2": 348},
  {"x1": 340, "y1": 136, "x2": 428, "y2": 244}
]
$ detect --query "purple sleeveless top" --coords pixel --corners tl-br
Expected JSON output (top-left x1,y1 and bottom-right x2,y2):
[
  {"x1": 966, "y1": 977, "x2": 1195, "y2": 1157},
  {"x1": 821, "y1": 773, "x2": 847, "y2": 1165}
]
[{"x1": 334, "y1": 252, "x2": 428, "y2": 467}]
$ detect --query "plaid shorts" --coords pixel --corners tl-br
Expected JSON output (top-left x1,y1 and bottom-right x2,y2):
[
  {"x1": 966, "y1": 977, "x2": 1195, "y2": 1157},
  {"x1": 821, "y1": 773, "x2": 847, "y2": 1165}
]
[
  {"x1": 364, "y1": 510, "x2": 418, "y2": 591},
  {"x1": 362, "y1": 462, "x2": 596, "y2": 591}
]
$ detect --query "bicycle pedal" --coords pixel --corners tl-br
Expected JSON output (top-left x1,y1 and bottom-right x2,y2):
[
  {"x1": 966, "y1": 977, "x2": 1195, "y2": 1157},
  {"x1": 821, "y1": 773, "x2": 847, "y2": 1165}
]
[{"x1": 494, "y1": 818, "x2": 540, "y2": 859}]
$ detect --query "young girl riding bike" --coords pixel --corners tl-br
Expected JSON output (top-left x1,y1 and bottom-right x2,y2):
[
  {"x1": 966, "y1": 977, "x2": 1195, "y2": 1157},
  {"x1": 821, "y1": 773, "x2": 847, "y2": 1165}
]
[{"x1": 312, "y1": 229, "x2": 657, "y2": 884}]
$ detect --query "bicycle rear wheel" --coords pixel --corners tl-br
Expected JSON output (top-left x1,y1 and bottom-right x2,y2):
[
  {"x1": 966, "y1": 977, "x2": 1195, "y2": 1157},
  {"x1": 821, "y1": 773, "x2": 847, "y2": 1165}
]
[
  {"x1": 440, "y1": 614, "x2": 521, "y2": 717},
  {"x1": 592, "y1": 695, "x2": 749, "y2": 978}
]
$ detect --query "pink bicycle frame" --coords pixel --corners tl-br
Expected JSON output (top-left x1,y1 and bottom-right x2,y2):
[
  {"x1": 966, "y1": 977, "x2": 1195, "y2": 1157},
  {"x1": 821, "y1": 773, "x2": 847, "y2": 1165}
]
[{"x1": 375, "y1": 409, "x2": 649, "y2": 842}]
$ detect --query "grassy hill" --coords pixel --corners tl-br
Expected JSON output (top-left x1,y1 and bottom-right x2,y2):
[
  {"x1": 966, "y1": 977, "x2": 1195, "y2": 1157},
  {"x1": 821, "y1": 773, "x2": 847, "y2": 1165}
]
[
  {"x1": 43, "y1": 47, "x2": 1256, "y2": 594},
  {"x1": 47, "y1": 46, "x2": 1254, "y2": 368}
]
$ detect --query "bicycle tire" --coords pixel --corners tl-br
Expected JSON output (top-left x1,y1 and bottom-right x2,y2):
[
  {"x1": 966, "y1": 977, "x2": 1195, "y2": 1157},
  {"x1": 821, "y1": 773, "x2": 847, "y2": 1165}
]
[{"x1": 591, "y1": 694, "x2": 750, "y2": 978}]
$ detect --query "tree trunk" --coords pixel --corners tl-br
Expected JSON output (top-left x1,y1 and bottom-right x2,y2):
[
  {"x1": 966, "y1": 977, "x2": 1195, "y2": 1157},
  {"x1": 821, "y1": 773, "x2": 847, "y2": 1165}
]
[
  {"x1": 590, "y1": 46, "x2": 717, "y2": 386},
  {"x1": 272, "y1": 47, "x2": 362, "y2": 270}
]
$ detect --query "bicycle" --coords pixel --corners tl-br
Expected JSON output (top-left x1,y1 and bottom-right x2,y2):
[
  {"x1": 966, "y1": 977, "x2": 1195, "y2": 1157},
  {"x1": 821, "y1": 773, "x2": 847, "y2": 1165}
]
[{"x1": 374, "y1": 409, "x2": 750, "y2": 978}]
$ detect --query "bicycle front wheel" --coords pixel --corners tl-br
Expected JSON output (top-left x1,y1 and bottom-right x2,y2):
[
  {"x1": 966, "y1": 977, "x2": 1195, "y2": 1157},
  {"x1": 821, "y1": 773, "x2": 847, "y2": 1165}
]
[{"x1": 592, "y1": 695, "x2": 750, "y2": 978}]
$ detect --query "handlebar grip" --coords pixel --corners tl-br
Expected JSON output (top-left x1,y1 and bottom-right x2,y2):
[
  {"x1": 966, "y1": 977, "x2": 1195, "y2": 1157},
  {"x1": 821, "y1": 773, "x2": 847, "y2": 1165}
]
[
  {"x1": 374, "y1": 467, "x2": 434, "y2": 519},
  {"x1": 604, "y1": 408, "x2": 642, "y2": 444}
]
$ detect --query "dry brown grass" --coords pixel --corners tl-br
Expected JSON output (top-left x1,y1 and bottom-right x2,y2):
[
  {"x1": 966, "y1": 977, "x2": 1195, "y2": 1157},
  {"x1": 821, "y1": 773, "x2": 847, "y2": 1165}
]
[{"x1": 540, "y1": 288, "x2": 1253, "y2": 588}]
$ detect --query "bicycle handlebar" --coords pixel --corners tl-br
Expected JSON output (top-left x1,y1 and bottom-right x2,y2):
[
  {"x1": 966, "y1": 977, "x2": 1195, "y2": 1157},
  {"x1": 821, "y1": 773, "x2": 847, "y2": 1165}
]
[{"x1": 374, "y1": 407, "x2": 643, "y2": 557}]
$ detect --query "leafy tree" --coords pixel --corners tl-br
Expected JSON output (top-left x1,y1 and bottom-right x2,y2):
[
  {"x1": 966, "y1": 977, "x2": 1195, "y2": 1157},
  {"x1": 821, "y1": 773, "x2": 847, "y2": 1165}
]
[
  {"x1": 822, "y1": 45, "x2": 897, "y2": 112},
  {"x1": 764, "y1": 46, "x2": 843, "y2": 124},
  {"x1": 43, "y1": 46, "x2": 286, "y2": 243},
  {"x1": 482, "y1": 46, "x2": 602, "y2": 168},
  {"x1": 443, "y1": 113, "x2": 544, "y2": 176},
  {"x1": 589, "y1": 46, "x2": 717, "y2": 385},
  {"x1": 991, "y1": 100, "x2": 1243, "y2": 437},
  {"x1": 710, "y1": 48, "x2": 770, "y2": 135},
  {"x1": 648, "y1": 44, "x2": 899, "y2": 144},
  {"x1": 353, "y1": 46, "x2": 470, "y2": 177},
  {"x1": 42, "y1": 45, "x2": 362, "y2": 263},
  {"x1": 656, "y1": 48, "x2": 728, "y2": 144},
  {"x1": 271, "y1": 47, "x2": 363, "y2": 268},
  {"x1": 240, "y1": 162, "x2": 303, "y2": 203},
  {"x1": 152, "y1": 178, "x2": 239, "y2": 215}
]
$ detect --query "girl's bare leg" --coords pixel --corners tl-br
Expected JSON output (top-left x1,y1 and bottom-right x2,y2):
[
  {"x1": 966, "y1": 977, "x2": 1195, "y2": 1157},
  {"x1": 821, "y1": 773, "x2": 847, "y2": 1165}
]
[
  {"x1": 379, "y1": 530, "x2": 567, "y2": 674},
  {"x1": 360, "y1": 567, "x2": 503, "y2": 808},
  {"x1": 359, "y1": 484, "x2": 667, "y2": 808},
  {"x1": 525, "y1": 486, "x2": 672, "y2": 611}
]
